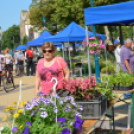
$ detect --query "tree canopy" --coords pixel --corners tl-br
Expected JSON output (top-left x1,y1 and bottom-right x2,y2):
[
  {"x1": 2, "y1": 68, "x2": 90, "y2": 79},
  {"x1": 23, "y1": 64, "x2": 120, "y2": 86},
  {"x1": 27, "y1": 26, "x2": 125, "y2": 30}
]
[
  {"x1": 29, "y1": 0, "x2": 132, "y2": 33},
  {"x1": 2, "y1": 25, "x2": 20, "y2": 50}
]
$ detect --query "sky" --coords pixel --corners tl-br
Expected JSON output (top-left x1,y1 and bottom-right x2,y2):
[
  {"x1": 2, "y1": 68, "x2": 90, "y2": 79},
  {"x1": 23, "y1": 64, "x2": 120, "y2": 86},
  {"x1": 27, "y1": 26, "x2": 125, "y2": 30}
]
[{"x1": 0, "y1": 0, "x2": 32, "y2": 32}]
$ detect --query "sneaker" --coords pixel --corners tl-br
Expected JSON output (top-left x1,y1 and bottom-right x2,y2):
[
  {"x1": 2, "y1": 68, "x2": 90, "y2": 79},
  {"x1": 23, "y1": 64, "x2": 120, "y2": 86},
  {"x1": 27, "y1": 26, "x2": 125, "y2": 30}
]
[{"x1": 0, "y1": 88, "x2": 2, "y2": 91}]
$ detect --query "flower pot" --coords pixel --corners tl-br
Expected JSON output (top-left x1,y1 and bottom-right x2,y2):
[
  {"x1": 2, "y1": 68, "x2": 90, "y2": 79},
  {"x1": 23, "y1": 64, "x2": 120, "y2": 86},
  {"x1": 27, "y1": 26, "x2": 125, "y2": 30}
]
[
  {"x1": 120, "y1": 85, "x2": 132, "y2": 91},
  {"x1": 76, "y1": 95, "x2": 107, "y2": 119},
  {"x1": 90, "y1": 127, "x2": 133, "y2": 134},
  {"x1": 113, "y1": 85, "x2": 119, "y2": 90}
]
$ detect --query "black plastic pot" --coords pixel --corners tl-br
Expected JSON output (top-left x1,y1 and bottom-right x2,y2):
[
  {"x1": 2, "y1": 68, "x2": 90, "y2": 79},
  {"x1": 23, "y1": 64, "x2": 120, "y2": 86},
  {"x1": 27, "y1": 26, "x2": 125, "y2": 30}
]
[
  {"x1": 120, "y1": 85, "x2": 133, "y2": 91},
  {"x1": 113, "y1": 85, "x2": 119, "y2": 90}
]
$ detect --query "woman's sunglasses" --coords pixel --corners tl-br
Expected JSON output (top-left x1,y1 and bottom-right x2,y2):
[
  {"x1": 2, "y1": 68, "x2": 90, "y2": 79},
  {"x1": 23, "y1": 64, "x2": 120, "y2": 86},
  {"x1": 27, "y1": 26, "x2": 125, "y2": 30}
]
[{"x1": 43, "y1": 50, "x2": 53, "y2": 53}]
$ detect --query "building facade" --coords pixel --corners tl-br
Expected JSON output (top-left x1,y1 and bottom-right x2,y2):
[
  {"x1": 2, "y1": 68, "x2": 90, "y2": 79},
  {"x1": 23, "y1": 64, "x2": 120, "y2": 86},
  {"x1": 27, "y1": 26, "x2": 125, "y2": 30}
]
[{"x1": 20, "y1": 0, "x2": 40, "y2": 41}]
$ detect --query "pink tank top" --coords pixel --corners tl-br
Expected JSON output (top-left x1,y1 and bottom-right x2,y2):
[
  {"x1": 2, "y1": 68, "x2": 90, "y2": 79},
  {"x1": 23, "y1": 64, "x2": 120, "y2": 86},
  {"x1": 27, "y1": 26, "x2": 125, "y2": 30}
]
[{"x1": 37, "y1": 57, "x2": 67, "y2": 95}]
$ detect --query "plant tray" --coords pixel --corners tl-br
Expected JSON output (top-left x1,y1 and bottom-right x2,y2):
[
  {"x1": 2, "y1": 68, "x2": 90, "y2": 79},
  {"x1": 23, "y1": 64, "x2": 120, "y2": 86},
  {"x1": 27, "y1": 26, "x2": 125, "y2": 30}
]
[
  {"x1": 90, "y1": 128, "x2": 133, "y2": 134},
  {"x1": 76, "y1": 95, "x2": 107, "y2": 119}
]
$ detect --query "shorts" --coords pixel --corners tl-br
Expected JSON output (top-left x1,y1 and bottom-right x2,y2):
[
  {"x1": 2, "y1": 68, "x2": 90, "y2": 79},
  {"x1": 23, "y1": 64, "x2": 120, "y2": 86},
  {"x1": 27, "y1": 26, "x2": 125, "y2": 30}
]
[{"x1": 5, "y1": 64, "x2": 13, "y2": 72}]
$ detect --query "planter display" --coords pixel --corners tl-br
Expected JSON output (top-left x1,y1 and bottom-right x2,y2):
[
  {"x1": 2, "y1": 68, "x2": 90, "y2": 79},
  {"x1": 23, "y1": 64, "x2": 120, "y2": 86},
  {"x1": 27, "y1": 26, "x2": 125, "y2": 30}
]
[
  {"x1": 113, "y1": 85, "x2": 119, "y2": 90},
  {"x1": 90, "y1": 127, "x2": 133, "y2": 134},
  {"x1": 76, "y1": 95, "x2": 107, "y2": 119},
  {"x1": 120, "y1": 85, "x2": 133, "y2": 91}
]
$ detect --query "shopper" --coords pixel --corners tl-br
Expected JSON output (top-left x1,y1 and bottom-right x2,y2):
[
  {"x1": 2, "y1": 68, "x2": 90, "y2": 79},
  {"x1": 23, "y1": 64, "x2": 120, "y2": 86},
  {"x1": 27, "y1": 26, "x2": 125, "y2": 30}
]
[
  {"x1": 114, "y1": 40, "x2": 121, "y2": 73},
  {"x1": 35, "y1": 42, "x2": 70, "y2": 97},
  {"x1": 26, "y1": 46, "x2": 33, "y2": 76}
]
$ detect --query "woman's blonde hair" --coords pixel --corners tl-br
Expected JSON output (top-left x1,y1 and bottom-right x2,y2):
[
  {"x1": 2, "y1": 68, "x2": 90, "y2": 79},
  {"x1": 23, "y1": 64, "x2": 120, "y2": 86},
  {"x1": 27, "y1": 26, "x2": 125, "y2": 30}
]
[{"x1": 42, "y1": 42, "x2": 56, "y2": 52}]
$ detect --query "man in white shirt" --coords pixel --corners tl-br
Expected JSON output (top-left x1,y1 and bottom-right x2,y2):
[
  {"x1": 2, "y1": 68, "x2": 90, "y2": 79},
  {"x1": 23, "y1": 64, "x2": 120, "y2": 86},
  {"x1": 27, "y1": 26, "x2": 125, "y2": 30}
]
[{"x1": 114, "y1": 40, "x2": 121, "y2": 73}]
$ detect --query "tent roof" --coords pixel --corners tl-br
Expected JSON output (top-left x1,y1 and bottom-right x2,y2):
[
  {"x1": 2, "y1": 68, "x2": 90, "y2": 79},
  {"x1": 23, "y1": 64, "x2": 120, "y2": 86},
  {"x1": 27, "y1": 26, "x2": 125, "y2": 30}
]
[
  {"x1": 43, "y1": 22, "x2": 105, "y2": 42},
  {"x1": 27, "y1": 31, "x2": 52, "y2": 46},
  {"x1": 14, "y1": 45, "x2": 27, "y2": 51},
  {"x1": 84, "y1": 1, "x2": 134, "y2": 26}
]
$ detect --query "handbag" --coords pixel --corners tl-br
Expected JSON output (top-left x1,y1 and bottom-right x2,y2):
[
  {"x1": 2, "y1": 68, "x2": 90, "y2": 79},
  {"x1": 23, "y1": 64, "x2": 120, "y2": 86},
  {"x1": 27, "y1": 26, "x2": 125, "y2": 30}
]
[{"x1": 56, "y1": 57, "x2": 64, "y2": 78}]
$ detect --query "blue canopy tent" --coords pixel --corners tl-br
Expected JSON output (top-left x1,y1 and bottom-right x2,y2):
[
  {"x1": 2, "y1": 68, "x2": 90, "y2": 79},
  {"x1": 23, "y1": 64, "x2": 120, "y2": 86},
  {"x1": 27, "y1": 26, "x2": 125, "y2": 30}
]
[
  {"x1": 84, "y1": 1, "x2": 134, "y2": 77},
  {"x1": 84, "y1": 1, "x2": 134, "y2": 26},
  {"x1": 43, "y1": 22, "x2": 105, "y2": 42},
  {"x1": 14, "y1": 45, "x2": 27, "y2": 51},
  {"x1": 27, "y1": 31, "x2": 62, "y2": 46}
]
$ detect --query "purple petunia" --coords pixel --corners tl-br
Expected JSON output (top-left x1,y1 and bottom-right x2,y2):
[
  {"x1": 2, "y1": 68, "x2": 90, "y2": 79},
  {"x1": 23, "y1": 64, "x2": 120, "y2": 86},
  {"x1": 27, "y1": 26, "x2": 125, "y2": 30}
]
[
  {"x1": 58, "y1": 117, "x2": 66, "y2": 121},
  {"x1": 43, "y1": 98, "x2": 50, "y2": 104},
  {"x1": 23, "y1": 126, "x2": 29, "y2": 134},
  {"x1": 32, "y1": 98, "x2": 39, "y2": 106},
  {"x1": 64, "y1": 96, "x2": 74, "y2": 102},
  {"x1": 73, "y1": 115, "x2": 84, "y2": 133},
  {"x1": 25, "y1": 103, "x2": 32, "y2": 110},
  {"x1": 37, "y1": 91, "x2": 45, "y2": 96},
  {"x1": 61, "y1": 128, "x2": 71, "y2": 134},
  {"x1": 78, "y1": 105, "x2": 83, "y2": 111},
  {"x1": 12, "y1": 127, "x2": 18, "y2": 133},
  {"x1": 71, "y1": 101, "x2": 77, "y2": 107},
  {"x1": 65, "y1": 105, "x2": 71, "y2": 112},
  {"x1": 40, "y1": 111, "x2": 48, "y2": 118},
  {"x1": 38, "y1": 96, "x2": 45, "y2": 102},
  {"x1": 26, "y1": 122, "x2": 32, "y2": 126},
  {"x1": 31, "y1": 110, "x2": 35, "y2": 116},
  {"x1": 54, "y1": 107, "x2": 58, "y2": 113}
]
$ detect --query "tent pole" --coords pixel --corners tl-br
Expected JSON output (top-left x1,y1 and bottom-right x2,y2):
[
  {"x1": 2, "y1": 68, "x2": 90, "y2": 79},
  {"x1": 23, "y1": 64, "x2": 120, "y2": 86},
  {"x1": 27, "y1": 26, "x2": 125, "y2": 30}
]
[
  {"x1": 68, "y1": 41, "x2": 72, "y2": 75},
  {"x1": 85, "y1": 26, "x2": 92, "y2": 77},
  {"x1": 119, "y1": 26, "x2": 123, "y2": 45},
  {"x1": 62, "y1": 44, "x2": 65, "y2": 60}
]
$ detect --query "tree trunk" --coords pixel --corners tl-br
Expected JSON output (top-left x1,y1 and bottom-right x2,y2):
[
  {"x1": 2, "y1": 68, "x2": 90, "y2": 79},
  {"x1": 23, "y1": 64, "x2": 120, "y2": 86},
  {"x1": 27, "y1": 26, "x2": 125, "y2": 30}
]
[{"x1": 104, "y1": 26, "x2": 113, "y2": 45}]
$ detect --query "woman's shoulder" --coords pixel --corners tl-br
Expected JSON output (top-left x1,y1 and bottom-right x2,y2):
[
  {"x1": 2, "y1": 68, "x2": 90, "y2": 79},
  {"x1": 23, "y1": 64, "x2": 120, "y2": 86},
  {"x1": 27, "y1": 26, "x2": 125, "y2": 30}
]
[
  {"x1": 37, "y1": 58, "x2": 44, "y2": 64},
  {"x1": 56, "y1": 56, "x2": 64, "y2": 61}
]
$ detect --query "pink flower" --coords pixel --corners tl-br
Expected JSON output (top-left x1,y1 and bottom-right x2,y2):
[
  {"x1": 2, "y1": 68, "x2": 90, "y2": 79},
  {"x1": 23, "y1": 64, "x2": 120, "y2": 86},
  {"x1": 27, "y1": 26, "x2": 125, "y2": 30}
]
[
  {"x1": 94, "y1": 51, "x2": 97, "y2": 54},
  {"x1": 85, "y1": 94, "x2": 91, "y2": 100},
  {"x1": 90, "y1": 50, "x2": 94, "y2": 54},
  {"x1": 93, "y1": 43, "x2": 97, "y2": 46},
  {"x1": 89, "y1": 37, "x2": 94, "y2": 40},
  {"x1": 86, "y1": 41, "x2": 89, "y2": 44},
  {"x1": 100, "y1": 45, "x2": 105, "y2": 49},
  {"x1": 89, "y1": 44, "x2": 92, "y2": 47},
  {"x1": 76, "y1": 79, "x2": 83, "y2": 87},
  {"x1": 57, "y1": 79, "x2": 68, "y2": 90},
  {"x1": 100, "y1": 40, "x2": 102, "y2": 45},
  {"x1": 96, "y1": 48, "x2": 99, "y2": 51}
]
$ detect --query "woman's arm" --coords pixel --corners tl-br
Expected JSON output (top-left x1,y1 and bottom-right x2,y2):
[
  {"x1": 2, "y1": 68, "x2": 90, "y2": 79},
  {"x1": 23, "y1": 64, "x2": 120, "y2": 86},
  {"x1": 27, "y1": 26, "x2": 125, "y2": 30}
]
[
  {"x1": 35, "y1": 71, "x2": 41, "y2": 97},
  {"x1": 63, "y1": 66, "x2": 70, "y2": 81}
]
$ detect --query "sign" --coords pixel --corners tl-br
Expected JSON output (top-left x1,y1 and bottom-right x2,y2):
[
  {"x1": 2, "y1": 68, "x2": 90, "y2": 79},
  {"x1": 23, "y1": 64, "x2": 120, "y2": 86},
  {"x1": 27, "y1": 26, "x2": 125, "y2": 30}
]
[{"x1": 64, "y1": 42, "x2": 69, "y2": 48}]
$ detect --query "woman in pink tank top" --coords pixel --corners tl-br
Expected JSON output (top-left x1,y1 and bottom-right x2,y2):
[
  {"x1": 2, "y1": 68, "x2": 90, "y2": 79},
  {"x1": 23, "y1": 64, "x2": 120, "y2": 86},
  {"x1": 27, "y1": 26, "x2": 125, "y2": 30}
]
[{"x1": 35, "y1": 42, "x2": 70, "y2": 96}]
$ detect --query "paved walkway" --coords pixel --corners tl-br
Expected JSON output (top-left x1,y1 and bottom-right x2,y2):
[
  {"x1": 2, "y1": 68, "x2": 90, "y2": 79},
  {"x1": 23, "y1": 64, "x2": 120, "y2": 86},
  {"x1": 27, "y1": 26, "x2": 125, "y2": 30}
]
[{"x1": 0, "y1": 75, "x2": 133, "y2": 130}]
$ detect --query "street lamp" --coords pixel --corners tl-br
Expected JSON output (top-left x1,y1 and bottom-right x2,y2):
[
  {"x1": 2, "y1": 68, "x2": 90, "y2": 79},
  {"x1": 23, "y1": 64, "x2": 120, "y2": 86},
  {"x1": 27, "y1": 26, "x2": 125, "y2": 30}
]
[
  {"x1": 0, "y1": 27, "x2": 2, "y2": 51},
  {"x1": 42, "y1": 17, "x2": 46, "y2": 29}
]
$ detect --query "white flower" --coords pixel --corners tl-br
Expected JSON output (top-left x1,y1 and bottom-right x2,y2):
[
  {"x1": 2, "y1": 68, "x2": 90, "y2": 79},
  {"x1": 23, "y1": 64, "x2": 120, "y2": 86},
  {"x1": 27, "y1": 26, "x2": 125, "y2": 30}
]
[{"x1": 40, "y1": 112, "x2": 48, "y2": 118}]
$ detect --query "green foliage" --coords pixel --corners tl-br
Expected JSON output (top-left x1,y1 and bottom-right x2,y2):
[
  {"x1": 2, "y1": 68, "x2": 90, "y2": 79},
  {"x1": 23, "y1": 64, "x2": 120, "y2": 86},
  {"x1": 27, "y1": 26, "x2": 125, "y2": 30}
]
[
  {"x1": 1, "y1": 126, "x2": 11, "y2": 134},
  {"x1": 29, "y1": 0, "x2": 132, "y2": 36},
  {"x1": 22, "y1": 35, "x2": 30, "y2": 45},
  {"x1": 2, "y1": 25, "x2": 20, "y2": 50}
]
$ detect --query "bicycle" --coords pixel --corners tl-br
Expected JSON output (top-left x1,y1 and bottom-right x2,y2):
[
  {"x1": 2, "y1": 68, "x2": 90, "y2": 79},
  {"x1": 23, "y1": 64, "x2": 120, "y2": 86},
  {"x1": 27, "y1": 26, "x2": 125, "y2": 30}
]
[{"x1": 1, "y1": 64, "x2": 15, "y2": 93}]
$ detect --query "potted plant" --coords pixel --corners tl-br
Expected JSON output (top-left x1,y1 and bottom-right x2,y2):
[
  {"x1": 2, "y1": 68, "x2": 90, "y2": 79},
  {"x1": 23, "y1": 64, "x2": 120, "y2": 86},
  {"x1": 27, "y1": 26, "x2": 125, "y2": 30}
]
[
  {"x1": 57, "y1": 77, "x2": 107, "y2": 119},
  {"x1": 1, "y1": 93, "x2": 84, "y2": 134}
]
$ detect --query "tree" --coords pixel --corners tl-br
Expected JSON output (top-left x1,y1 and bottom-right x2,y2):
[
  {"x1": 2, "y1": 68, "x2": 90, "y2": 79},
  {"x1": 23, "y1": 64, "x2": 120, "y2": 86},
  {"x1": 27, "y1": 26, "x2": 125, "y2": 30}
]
[
  {"x1": 22, "y1": 35, "x2": 31, "y2": 45},
  {"x1": 2, "y1": 25, "x2": 20, "y2": 50}
]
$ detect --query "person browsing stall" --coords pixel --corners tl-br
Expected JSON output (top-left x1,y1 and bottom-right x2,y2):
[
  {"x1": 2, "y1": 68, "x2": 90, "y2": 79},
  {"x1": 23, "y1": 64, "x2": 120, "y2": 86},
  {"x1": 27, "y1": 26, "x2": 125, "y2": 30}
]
[{"x1": 35, "y1": 42, "x2": 70, "y2": 96}]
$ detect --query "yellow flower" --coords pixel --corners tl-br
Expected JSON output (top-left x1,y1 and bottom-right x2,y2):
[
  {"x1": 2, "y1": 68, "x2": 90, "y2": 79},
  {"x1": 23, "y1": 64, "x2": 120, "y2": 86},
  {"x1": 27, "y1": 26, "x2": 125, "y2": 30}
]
[
  {"x1": 14, "y1": 108, "x2": 17, "y2": 110},
  {"x1": 18, "y1": 109, "x2": 23, "y2": 114},
  {"x1": 13, "y1": 101, "x2": 17, "y2": 104},
  {"x1": 18, "y1": 125, "x2": 23, "y2": 129},
  {"x1": 5, "y1": 105, "x2": 13, "y2": 110},
  {"x1": 4, "y1": 109, "x2": 8, "y2": 112},
  {"x1": 19, "y1": 102, "x2": 27, "y2": 107},
  {"x1": 2, "y1": 116, "x2": 7, "y2": 121},
  {"x1": 13, "y1": 114, "x2": 19, "y2": 118}
]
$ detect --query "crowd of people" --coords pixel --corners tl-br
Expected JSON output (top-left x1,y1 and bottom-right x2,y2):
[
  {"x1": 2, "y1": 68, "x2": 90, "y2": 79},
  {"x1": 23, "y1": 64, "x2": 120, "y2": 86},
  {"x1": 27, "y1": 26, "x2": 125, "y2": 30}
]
[{"x1": 0, "y1": 46, "x2": 39, "y2": 80}]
